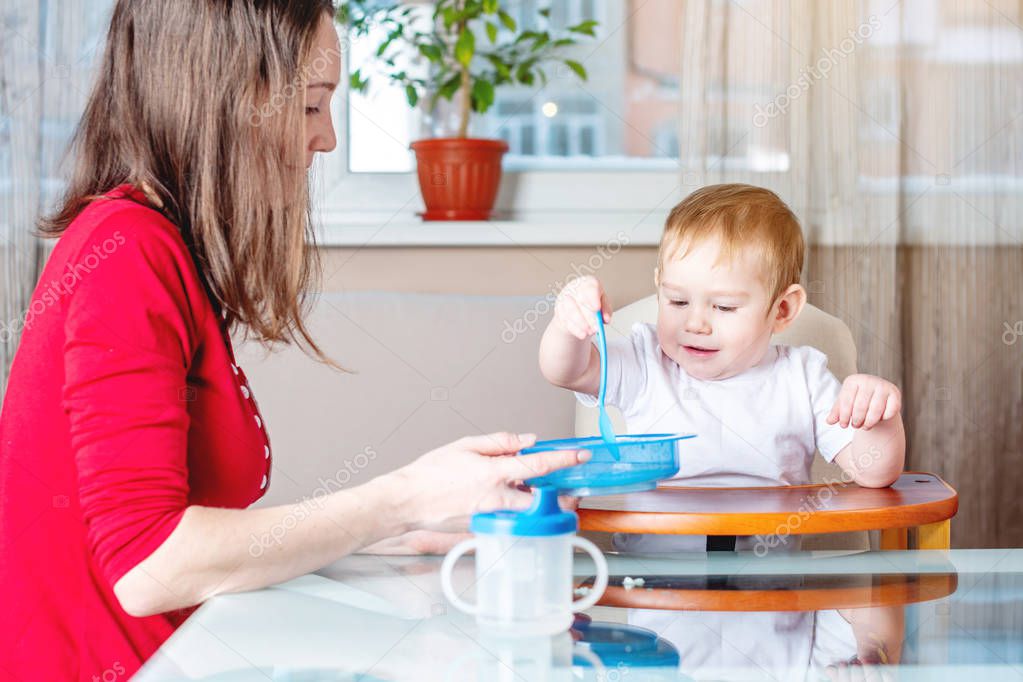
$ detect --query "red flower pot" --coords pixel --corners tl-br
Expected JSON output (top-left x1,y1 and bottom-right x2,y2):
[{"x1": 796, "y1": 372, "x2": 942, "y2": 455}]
[{"x1": 409, "y1": 137, "x2": 509, "y2": 221}]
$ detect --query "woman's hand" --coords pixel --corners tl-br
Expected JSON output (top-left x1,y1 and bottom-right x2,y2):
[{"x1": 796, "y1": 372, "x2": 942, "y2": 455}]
[
  {"x1": 392, "y1": 432, "x2": 590, "y2": 533},
  {"x1": 358, "y1": 529, "x2": 474, "y2": 555},
  {"x1": 113, "y1": 432, "x2": 587, "y2": 615}
]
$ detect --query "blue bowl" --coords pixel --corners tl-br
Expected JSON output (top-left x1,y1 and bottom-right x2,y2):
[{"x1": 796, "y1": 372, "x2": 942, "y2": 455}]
[{"x1": 519, "y1": 433, "x2": 696, "y2": 496}]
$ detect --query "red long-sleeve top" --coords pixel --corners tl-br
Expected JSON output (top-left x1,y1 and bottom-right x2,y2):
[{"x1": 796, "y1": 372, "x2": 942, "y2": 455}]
[{"x1": 0, "y1": 185, "x2": 273, "y2": 680}]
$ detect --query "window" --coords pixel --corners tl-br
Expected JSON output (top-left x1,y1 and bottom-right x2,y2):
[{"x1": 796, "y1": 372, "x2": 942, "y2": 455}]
[{"x1": 344, "y1": 0, "x2": 686, "y2": 174}]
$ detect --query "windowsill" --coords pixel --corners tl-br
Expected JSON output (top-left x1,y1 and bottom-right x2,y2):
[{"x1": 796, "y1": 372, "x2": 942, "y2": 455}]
[{"x1": 313, "y1": 211, "x2": 666, "y2": 247}]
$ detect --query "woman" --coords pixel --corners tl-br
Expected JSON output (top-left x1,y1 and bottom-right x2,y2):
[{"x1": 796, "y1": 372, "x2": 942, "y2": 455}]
[{"x1": 0, "y1": 2, "x2": 586, "y2": 679}]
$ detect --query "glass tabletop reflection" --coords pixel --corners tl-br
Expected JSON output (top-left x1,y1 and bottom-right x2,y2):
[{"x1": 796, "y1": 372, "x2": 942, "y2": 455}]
[{"x1": 135, "y1": 549, "x2": 1023, "y2": 682}]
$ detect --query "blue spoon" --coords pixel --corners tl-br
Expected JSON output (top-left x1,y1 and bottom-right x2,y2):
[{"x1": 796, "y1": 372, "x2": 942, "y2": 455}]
[{"x1": 594, "y1": 310, "x2": 621, "y2": 460}]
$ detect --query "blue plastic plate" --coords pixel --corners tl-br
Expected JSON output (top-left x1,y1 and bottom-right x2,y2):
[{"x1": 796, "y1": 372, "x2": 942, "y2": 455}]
[
  {"x1": 572, "y1": 621, "x2": 680, "y2": 669},
  {"x1": 519, "y1": 433, "x2": 696, "y2": 496}
]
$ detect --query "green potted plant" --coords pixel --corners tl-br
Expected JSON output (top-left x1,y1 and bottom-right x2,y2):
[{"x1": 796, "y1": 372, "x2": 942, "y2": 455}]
[{"x1": 339, "y1": 0, "x2": 598, "y2": 220}]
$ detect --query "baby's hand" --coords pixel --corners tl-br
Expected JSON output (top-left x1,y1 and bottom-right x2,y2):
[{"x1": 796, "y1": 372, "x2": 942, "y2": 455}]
[
  {"x1": 827, "y1": 374, "x2": 902, "y2": 430},
  {"x1": 553, "y1": 276, "x2": 612, "y2": 340}
]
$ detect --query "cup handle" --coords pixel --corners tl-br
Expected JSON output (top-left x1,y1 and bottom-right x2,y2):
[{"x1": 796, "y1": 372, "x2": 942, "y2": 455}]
[
  {"x1": 570, "y1": 536, "x2": 609, "y2": 611},
  {"x1": 571, "y1": 644, "x2": 607, "y2": 675},
  {"x1": 440, "y1": 538, "x2": 480, "y2": 615}
]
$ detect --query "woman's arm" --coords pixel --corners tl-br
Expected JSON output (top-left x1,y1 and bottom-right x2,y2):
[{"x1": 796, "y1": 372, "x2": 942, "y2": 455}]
[
  {"x1": 357, "y1": 529, "x2": 473, "y2": 556},
  {"x1": 113, "y1": 472, "x2": 408, "y2": 616},
  {"x1": 114, "y1": 432, "x2": 589, "y2": 616}
]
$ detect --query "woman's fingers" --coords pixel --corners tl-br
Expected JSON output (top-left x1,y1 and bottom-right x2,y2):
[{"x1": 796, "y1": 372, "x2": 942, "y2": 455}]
[
  {"x1": 500, "y1": 449, "x2": 590, "y2": 483},
  {"x1": 408, "y1": 530, "x2": 473, "y2": 555},
  {"x1": 497, "y1": 487, "x2": 539, "y2": 511},
  {"x1": 558, "y1": 495, "x2": 581, "y2": 511},
  {"x1": 457, "y1": 432, "x2": 536, "y2": 456}
]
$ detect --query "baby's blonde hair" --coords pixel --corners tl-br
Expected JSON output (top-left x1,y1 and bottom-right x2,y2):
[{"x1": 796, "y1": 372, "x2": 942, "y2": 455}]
[{"x1": 657, "y1": 183, "x2": 805, "y2": 304}]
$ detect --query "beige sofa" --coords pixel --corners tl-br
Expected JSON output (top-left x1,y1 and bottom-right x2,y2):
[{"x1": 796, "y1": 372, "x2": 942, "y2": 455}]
[{"x1": 237, "y1": 291, "x2": 575, "y2": 507}]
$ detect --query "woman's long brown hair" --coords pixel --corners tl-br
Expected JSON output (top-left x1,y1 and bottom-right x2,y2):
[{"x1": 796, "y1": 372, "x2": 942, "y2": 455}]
[{"x1": 39, "y1": 0, "x2": 340, "y2": 368}]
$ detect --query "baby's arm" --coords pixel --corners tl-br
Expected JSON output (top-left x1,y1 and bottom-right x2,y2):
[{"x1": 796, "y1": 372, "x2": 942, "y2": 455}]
[
  {"x1": 539, "y1": 276, "x2": 609, "y2": 396},
  {"x1": 838, "y1": 605, "x2": 905, "y2": 665},
  {"x1": 829, "y1": 374, "x2": 906, "y2": 488}
]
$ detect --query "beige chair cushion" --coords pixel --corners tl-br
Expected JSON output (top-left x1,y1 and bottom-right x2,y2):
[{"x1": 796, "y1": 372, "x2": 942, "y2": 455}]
[{"x1": 575, "y1": 295, "x2": 868, "y2": 551}]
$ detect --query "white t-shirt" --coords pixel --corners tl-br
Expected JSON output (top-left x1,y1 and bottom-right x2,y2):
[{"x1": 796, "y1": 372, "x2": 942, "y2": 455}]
[
  {"x1": 576, "y1": 322, "x2": 855, "y2": 552},
  {"x1": 629, "y1": 608, "x2": 858, "y2": 678}
]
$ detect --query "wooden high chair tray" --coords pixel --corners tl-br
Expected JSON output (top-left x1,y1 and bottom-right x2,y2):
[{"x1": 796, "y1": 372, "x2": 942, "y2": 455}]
[
  {"x1": 578, "y1": 472, "x2": 957, "y2": 543},
  {"x1": 584, "y1": 571, "x2": 958, "y2": 612}
]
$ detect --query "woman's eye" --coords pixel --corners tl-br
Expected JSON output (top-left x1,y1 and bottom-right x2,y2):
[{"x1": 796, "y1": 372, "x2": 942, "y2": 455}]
[
  {"x1": 715, "y1": 305, "x2": 737, "y2": 312},
  {"x1": 670, "y1": 300, "x2": 688, "y2": 307},
  {"x1": 305, "y1": 106, "x2": 321, "y2": 115}
]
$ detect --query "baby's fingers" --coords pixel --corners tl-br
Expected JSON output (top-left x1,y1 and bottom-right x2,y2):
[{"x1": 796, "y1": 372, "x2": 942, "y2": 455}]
[
  {"x1": 565, "y1": 278, "x2": 603, "y2": 315},
  {"x1": 861, "y1": 390, "x2": 888, "y2": 430},
  {"x1": 882, "y1": 391, "x2": 901, "y2": 420},
  {"x1": 599, "y1": 289, "x2": 613, "y2": 323},
  {"x1": 564, "y1": 305, "x2": 594, "y2": 339},
  {"x1": 833, "y1": 383, "x2": 859, "y2": 428},
  {"x1": 556, "y1": 296, "x2": 595, "y2": 338},
  {"x1": 849, "y1": 385, "x2": 874, "y2": 428}
]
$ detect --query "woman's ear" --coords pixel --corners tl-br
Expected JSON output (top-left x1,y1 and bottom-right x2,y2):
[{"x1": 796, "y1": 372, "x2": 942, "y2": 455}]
[{"x1": 772, "y1": 283, "x2": 807, "y2": 334}]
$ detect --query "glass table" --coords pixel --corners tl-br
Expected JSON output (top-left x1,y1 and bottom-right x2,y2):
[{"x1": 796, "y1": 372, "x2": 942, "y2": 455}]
[{"x1": 135, "y1": 549, "x2": 1023, "y2": 681}]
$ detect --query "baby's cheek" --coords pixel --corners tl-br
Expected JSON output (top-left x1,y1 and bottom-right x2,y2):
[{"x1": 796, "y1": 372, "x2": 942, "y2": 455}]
[{"x1": 656, "y1": 320, "x2": 684, "y2": 354}]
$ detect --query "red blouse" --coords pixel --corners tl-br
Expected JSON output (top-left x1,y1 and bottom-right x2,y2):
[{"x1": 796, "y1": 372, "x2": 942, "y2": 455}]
[{"x1": 0, "y1": 185, "x2": 273, "y2": 680}]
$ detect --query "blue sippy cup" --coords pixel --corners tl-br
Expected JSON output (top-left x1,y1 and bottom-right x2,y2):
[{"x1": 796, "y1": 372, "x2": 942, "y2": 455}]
[{"x1": 440, "y1": 486, "x2": 609, "y2": 637}]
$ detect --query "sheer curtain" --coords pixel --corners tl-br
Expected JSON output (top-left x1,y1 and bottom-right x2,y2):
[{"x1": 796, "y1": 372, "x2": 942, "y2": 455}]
[
  {"x1": 678, "y1": 0, "x2": 1022, "y2": 547},
  {"x1": 0, "y1": 0, "x2": 110, "y2": 395}
]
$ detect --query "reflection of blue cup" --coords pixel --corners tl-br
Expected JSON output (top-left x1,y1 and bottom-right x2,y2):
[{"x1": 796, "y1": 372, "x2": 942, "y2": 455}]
[{"x1": 520, "y1": 433, "x2": 696, "y2": 496}]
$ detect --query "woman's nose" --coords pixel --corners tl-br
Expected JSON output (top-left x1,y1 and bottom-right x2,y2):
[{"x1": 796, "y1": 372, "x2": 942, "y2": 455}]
[{"x1": 309, "y1": 118, "x2": 337, "y2": 155}]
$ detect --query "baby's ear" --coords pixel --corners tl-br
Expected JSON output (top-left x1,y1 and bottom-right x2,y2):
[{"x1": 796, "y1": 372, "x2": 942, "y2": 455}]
[{"x1": 772, "y1": 283, "x2": 807, "y2": 333}]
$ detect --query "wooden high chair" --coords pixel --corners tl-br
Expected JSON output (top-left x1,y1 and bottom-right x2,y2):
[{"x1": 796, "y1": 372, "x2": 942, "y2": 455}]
[{"x1": 575, "y1": 297, "x2": 958, "y2": 551}]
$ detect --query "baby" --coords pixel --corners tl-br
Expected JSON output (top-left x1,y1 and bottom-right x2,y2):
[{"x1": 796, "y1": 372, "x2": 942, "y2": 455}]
[{"x1": 539, "y1": 183, "x2": 905, "y2": 552}]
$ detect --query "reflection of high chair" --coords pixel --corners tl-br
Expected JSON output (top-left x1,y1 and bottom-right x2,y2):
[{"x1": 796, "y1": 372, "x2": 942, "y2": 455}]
[{"x1": 575, "y1": 296, "x2": 957, "y2": 551}]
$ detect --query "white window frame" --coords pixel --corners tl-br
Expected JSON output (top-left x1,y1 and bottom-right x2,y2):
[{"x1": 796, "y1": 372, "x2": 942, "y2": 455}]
[{"x1": 314, "y1": 1, "x2": 691, "y2": 243}]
